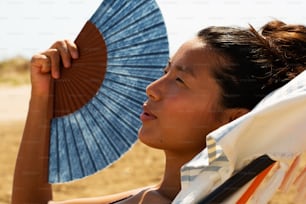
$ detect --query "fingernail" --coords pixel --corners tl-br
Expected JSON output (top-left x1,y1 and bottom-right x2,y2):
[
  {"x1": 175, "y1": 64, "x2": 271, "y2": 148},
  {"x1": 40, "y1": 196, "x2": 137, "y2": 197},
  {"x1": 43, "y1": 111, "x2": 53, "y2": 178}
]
[
  {"x1": 54, "y1": 72, "x2": 60, "y2": 79},
  {"x1": 64, "y1": 62, "x2": 71, "y2": 68},
  {"x1": 72, "y1": 51, "x2": 79, "y2": 59}
]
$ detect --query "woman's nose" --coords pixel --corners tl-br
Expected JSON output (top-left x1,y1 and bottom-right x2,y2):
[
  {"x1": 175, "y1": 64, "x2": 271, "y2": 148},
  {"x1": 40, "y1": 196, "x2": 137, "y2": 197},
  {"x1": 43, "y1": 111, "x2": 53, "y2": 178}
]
[{"x1": 146, "y1": 77, "x2": 163, "y2": 101}]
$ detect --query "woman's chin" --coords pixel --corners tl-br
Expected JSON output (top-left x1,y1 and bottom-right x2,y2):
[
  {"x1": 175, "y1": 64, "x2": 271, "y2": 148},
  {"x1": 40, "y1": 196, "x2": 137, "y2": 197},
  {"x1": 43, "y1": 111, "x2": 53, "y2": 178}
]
[{"x1": 138, "y1": 127, "x2": 163, "y2": 149}]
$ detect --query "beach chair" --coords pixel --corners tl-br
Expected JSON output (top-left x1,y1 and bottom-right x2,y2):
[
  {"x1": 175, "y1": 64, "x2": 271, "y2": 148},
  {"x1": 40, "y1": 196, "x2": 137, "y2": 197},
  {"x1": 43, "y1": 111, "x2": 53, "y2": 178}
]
[{"x1": 173, "y1": 71, "x2": 306, "y2": 203}]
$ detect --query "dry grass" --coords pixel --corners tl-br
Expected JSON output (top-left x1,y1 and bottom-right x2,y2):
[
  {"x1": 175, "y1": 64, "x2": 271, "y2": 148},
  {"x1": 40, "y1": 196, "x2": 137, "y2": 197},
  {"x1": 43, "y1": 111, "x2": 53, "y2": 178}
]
[{"x1": 0, "y1": 57, "x2": 30, "y2": 86}]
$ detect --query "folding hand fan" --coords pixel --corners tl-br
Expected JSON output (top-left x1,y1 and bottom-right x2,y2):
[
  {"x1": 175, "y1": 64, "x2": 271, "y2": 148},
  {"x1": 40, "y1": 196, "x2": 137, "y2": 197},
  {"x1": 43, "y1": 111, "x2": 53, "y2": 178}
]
[{"x1": 48, "y1": 0, "x2": 169, "y2": 183}]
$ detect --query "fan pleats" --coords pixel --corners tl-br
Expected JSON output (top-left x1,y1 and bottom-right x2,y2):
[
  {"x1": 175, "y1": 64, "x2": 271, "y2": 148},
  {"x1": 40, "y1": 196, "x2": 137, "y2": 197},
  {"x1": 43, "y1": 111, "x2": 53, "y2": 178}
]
[
  {"x1": 49, "y1": 0, "x2": 169, "y2": 183},
  {"x1": 53, "y1": 21, "x2": 107, "y2": 117}
]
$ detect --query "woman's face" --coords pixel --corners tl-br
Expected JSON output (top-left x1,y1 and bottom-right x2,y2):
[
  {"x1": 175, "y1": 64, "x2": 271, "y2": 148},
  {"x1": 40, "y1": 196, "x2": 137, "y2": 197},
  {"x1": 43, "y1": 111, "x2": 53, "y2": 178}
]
[{"x1": 138, "y1": 38, "x2": 229, "y2": 155}]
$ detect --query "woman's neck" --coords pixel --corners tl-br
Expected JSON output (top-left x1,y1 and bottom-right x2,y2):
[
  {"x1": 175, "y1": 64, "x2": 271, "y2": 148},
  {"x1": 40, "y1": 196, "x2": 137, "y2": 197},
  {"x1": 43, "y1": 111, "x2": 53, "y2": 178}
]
[{"x1": 156, "y1": 151, "x2": 197, "y2": 201}]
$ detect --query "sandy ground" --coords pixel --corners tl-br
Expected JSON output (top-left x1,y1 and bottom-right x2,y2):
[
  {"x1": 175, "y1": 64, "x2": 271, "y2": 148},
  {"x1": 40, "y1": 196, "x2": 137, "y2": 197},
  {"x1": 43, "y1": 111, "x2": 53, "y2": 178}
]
[
  {"x1": 0, "y1": 85, "x2": 304, "y2": 203},
  {"x1": 0, "y1": 85, "x2": 31, "y2": 122}
]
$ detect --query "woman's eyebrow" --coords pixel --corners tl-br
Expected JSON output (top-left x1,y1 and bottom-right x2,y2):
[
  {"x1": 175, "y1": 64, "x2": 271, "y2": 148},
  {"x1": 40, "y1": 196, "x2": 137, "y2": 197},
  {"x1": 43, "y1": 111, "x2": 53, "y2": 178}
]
[
  {"x1": 167, "y1": 59, "x2": 172, "y2": 66},
  {"x1": 168, "y1": 59, "x2": 196, "y2": 78},
  {"x1": 176, "y1": 65, "x2": 196, "y2": 78}
]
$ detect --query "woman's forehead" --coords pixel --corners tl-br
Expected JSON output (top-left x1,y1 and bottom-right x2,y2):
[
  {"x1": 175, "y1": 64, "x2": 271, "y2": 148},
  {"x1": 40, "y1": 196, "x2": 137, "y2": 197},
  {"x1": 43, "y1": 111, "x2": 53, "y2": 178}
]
[{"x1": 171, "y1": 38, "x2": 221, "y2": 71}]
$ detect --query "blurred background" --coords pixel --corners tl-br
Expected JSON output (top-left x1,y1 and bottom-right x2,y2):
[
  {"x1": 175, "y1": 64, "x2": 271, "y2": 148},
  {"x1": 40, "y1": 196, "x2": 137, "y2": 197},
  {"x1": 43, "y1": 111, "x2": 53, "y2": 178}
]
[{"x1": 1, "y1": 0, "x2": 305, "y2": 203}]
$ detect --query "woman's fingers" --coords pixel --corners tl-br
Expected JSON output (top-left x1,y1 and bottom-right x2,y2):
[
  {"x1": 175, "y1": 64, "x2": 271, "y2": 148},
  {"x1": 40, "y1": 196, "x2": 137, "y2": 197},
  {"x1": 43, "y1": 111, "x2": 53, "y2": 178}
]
[
  {"x1": 39, "y1": 55, "x2": 51, "y2": 73},
  {"x1": 50, "y1": 40, "x2": 79, "y2": 68},
  {"x1": 31, "y1": 49, "x2": 59, "y2": 79},
  {"x1": 65, "y1": 39, "x2": 79, "y2": 59},
  {"x1": 31, "y1": 54, "x2": 50, "y2": 73},
  {"x1": 50, "y1": 40, "x2": 71, "y2": 68},
  {"x1": 31, "y1": 40, "x2": 79, "y2": 79},
  {"x1": 47, "y1": 49, "x2": 61, "y2": 79}
]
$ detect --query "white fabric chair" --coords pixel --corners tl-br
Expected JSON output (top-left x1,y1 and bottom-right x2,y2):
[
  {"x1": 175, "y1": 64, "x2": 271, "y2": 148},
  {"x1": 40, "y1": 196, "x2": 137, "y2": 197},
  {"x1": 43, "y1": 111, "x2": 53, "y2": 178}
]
[{"x1": 173, "y1": 71, "x2": 306, "y2": 203}]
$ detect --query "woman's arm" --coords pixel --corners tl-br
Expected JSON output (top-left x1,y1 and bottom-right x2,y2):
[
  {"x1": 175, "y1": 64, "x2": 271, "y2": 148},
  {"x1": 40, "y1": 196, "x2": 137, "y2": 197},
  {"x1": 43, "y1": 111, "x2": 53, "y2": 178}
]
[
  {"x1": 11, "y1": 40, "x2": 79, "y2": 204},
  {"x1": 12, "y1": 92, "x2": 53, "y2": 203},
  {"x1": 48, "y1": 187, "x2": 149, "y2": 204}
]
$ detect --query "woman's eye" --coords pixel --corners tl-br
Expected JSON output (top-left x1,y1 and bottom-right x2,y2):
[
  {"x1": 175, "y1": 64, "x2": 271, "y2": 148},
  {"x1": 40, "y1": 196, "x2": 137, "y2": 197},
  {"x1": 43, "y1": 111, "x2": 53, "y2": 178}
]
[
  {"x1": 176, "y1": 77, "x2": 185, "y2": 84},
  {"x1": 163, "y1": 69, "x2": 168, "y2": 75}
]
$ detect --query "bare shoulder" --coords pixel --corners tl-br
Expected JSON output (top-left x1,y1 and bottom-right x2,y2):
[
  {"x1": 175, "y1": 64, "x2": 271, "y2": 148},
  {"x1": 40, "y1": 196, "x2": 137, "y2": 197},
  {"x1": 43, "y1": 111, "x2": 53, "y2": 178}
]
[
  {"x1": 48, "y1": 187, "x2": 148, "y2": 204},
  {"x1": 117, "y1": 188, "x2": 172, "y2": 204}
]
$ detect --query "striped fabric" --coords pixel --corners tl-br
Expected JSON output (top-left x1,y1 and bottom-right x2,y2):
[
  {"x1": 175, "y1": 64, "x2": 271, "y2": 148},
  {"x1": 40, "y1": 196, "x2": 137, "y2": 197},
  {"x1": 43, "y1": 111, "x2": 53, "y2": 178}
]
[{"x1": 173, "y1": 71, "x2": 306, "y2": 203}]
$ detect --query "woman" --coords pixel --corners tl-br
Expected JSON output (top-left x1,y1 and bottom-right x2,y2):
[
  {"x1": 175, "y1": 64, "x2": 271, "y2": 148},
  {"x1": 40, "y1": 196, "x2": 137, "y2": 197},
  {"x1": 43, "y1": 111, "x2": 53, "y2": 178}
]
[{"x1": 12, "y1": 20, "x2": 306, "y2": 203}]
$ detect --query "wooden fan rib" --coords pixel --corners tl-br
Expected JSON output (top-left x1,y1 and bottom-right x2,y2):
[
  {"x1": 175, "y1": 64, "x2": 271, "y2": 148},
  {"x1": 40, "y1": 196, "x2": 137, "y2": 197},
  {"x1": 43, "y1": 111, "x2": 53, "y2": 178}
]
[
  {"x1": 54, "y1": 81, "x2": 75, "y2": 117},
  {"x1": 74, "y1": 36, "x2": 106, "y2": 54},
  {"x1": 77, "y1": 25, "x2": 98, "y2": 45},
  {"x1": 54, "y1": 21, "x2": 107, "y2": 118},
  {"x1": 64, "y1": 67, "x2": 101, "y2": 89},
  {"x1": 54, "y1": 79, "x2": 83, "y2": 117},
  {"x1": 73, "y1": 22, "x2": 105, "y2": 51},
  {"x1": 68, "y1": 61, "x2": 106, "y2": 77},
  {"x1": 75, "y1": 50, "x2": 106, "y2": 61}
]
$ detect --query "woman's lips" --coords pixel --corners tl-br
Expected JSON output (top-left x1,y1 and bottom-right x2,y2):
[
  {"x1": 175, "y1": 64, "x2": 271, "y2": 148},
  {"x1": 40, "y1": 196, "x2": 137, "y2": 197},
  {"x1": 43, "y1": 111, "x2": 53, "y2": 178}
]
[
  {"x1": 140, "y1": 106, "x2": 157, "y2": 121},
  {"x1": 140, "y1": 111, "x2": 157, "y2": 121}
]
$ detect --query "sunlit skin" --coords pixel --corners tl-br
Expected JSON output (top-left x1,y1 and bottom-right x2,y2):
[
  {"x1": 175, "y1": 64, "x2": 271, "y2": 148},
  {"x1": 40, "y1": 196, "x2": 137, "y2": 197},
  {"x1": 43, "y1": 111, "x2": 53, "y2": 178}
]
[{"x1": 139, "y1": 38, "x2": 234, "y2": 158}]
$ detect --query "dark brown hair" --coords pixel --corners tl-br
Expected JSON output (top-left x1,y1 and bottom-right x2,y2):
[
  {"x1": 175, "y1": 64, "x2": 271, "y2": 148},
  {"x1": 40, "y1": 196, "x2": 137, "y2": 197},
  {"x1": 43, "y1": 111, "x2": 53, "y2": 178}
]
[{"x1": 197, "y1": 20, "x2": 306, "y2": 109}]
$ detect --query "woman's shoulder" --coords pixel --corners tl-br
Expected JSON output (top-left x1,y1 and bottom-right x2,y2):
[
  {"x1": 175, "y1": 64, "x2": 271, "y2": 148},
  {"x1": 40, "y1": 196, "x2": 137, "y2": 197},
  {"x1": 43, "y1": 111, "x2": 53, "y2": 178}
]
[{"x1": 48, "y1": 187, "x2": 149, "y2": 204}]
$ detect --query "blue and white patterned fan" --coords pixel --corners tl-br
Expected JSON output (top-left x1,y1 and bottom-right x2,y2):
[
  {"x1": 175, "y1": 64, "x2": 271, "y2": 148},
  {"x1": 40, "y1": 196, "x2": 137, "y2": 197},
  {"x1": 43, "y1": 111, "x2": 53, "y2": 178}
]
[{"x1": 49, "y1": 0, "x2": 169, "y2": 183}]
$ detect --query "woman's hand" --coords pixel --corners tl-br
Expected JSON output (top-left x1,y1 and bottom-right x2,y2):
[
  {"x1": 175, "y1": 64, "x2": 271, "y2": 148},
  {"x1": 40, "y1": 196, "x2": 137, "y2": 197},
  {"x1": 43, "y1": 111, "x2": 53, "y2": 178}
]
[
  {"x1": 12, "y1": 40, "x2": 79, "y2": 204},
  {"x1": 30, "y1": 40, "x2": 79, "y2": 96}
]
